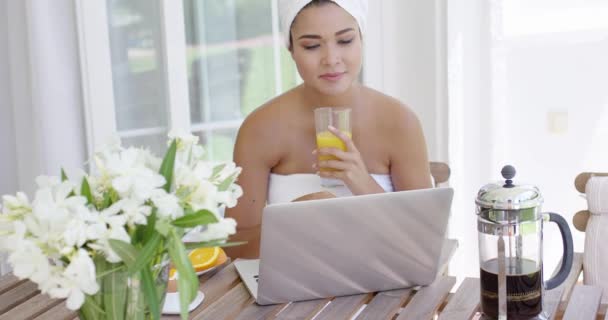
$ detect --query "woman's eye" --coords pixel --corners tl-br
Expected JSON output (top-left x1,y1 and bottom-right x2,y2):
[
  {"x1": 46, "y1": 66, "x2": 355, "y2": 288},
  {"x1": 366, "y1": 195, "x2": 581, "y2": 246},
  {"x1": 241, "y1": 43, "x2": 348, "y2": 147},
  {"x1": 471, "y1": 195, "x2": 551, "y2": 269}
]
[
  {"x1": 303, "y1": 44, "x2": 320, "y2": 50},
  {"x1": 338, "y1": 38, "x2": 354, "y2": 45}
]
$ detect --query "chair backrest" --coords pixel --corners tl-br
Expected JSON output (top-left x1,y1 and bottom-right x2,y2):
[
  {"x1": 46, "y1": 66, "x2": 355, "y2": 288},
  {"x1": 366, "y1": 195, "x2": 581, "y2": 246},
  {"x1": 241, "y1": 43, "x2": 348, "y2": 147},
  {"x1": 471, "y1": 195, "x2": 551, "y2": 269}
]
[
  {"x1": 573, "y1": 172, "x2": 608, "y2": 232},
  {"x1": 430, "y1": 161, "x2": 451, "y2": 186}
]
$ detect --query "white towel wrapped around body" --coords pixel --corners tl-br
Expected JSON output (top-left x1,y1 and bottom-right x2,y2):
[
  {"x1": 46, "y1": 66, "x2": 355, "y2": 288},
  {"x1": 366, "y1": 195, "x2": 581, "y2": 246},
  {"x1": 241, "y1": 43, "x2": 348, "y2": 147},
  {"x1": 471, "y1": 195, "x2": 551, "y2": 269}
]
[
  {"x1": 583, "y1": 176, "x2": 608, "y2": 302},
  {"x1": 278, "y1": 0, "x2": 369, "y2": 47}
]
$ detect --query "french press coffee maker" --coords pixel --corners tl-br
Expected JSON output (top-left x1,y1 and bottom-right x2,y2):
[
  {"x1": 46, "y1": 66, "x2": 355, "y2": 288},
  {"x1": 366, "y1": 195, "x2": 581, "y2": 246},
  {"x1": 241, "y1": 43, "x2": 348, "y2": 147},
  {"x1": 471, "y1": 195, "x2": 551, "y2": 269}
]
[{"x1": 476, "y1": 165, "x2": 573, "y2": 320}]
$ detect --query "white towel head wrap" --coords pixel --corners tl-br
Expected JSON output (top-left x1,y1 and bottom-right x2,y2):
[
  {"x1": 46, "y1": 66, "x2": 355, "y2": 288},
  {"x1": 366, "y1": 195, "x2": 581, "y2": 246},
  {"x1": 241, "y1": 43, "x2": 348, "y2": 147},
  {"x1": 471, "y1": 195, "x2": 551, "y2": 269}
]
[{"x1": 278, "y1": 0, "x2": 369, "y2": 48}]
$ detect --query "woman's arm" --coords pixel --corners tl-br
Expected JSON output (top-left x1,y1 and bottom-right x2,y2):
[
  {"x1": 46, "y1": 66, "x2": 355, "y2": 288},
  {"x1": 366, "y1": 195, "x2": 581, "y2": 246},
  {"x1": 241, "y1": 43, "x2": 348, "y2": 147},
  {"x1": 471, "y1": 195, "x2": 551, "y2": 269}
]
[
  {"x1": 389, "y1": 104, "x2": 433, "y2": 190},
  {"x1": 224, "y1": 113, "x2": 278, "y2": 259}
]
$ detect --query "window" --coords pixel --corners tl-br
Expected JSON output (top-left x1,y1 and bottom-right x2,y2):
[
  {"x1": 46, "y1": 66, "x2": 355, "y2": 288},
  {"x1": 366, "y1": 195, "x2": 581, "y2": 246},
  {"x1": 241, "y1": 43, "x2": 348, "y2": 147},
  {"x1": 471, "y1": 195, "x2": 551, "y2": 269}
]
[{"x1": 81, "y1": 0, "x2": 298, "y2": 161}]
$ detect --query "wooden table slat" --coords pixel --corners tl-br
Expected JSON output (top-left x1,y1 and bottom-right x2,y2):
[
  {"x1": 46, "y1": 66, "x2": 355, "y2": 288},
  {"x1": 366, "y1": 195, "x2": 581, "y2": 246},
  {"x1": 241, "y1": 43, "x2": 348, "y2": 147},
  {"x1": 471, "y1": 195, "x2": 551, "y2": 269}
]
[
  {"x1": 193, "y1": 282, "x2": 252, "y2": 320},
  {"x1": 0, "y1": 293, "x2": 62, "y2": 320},
  {"x1": 437, "y1": 278, "x2": 480, "y2": 320},
  {"x1": 0, "y1": 280, "x2": 39, "y2": 314},
  {"x1": 356, "y1": 288, "x2": 413, "y2": 320},
  {"x1": 562, "y1": 285, "x2": 603, "y2": 320},
  {"x1": 233, "y1": 301, "x2": 286, "y2": 320},
  {"x1": 158, "y1": 262, "x2": 240, "y2": 319},
  {"x1": 396, "y1": 276, "x2": 456, "y2": 320},
  {"x1": 273, "y1": 298, "x2": 331, "y2": 320},
  {"x1": 34, "y1": 302, "x2": 77, "y2": 320},
  {"x1": 0, "y1": 274, "x2": 23, "y2": 295},
  {"x1": 314, "y1": 293, "x2": 370, "y2": 320}
]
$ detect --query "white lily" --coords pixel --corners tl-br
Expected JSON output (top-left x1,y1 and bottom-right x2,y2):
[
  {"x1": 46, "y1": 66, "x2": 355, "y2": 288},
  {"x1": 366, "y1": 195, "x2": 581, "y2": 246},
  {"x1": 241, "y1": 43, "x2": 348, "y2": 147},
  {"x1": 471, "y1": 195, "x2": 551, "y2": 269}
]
[
  {"x1": 184, "y1": 218, "x2": 237, "y2": 242},
  {"x1": 115, "y1": 198, "x2": 152, "y2": 227},
  {"x1": 1, "y1": 192, "x2": 31, "y2": 217},
  {"x1": 151, "y1": 190, "x2": 184, "y2": 220},
  {"x1": 48, "y1": 249, "x2": 100, "y2": 310}
]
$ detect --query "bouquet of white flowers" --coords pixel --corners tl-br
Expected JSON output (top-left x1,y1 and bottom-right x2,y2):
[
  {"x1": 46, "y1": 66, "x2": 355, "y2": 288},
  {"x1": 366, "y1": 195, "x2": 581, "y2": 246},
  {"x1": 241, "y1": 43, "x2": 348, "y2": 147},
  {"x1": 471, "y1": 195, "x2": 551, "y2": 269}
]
[{"x1": 0, "y1": 131, "x2": 243, "y2": 320}]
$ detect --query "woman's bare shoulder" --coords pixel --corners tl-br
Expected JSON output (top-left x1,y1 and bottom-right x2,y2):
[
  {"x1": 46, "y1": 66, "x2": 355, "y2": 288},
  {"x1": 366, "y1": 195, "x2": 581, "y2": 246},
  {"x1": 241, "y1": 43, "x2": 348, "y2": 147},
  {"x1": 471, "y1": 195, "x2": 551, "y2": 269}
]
[
  {"x1": 362, "y1": 86, "x2": 420, "y2": 130},
  {"x1": 239, "y1": 87, "x2": 300, "y2": 137}
]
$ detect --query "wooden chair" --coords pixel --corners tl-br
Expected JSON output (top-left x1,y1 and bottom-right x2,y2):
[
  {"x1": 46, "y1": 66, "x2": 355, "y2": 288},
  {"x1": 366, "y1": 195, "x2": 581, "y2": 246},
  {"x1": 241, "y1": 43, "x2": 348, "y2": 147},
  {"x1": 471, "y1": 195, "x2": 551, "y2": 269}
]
[
  {"x1": 430, "y1": 161, "x2": 451, "y2": 186},
  {"x1": 573, "y1": 172, "x2": 608, "y2": 232}
]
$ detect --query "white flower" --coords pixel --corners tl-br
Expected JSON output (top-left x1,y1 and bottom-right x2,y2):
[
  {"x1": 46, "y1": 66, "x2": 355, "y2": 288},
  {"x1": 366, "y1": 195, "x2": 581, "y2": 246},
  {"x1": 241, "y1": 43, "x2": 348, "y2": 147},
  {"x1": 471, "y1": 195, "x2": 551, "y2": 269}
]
[
  {"x1": 9, "y1": 236, "x2": 51, "y2": 284},
  {"x1": 87, "y1": 203, "x2": 131, "y2": 263},
  {"x1": 63, "y1": 207, "x2": 98, "y2": 250},
  {"x1": 109, "y1": 149, "x2": 166, "y2": 200},
  {"x1": 2, "y1": 192, "x2": 31, "y2": 216},
  {"x1": 151, "y1": 190, "x2": 184, "y2": 220},
  {"x1": 95, "y1": 147, "x2": 165, "y2": 200},
  {"x1": 116, "y1": 199, "x2": 152, "y2": 226},
  {"x1": 184, "y1": 218, "x2": 237, "y2": 242},
  {"x1": 48, "y1": 249, "x2": 99, "y2": 310},
  {"x1": 216, "y1": 184, "x2": 243, "y2": 209},
  {"x1": 215, "y1": 163, "x2": 242, "y2": 182},
  {"x1": 29, "y1": 181, "x2": 88, "y2": 249},
  {"x1": 168, "y1": 129, "x2": 199, "y2": 149}
]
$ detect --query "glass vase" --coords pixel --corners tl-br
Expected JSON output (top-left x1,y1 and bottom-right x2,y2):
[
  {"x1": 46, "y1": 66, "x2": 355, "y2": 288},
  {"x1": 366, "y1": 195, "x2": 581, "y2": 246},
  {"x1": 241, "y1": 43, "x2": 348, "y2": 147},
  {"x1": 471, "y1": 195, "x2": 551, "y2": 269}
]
[{"x1": 79, "y1": 255, "x2": 170, "y2": 320}]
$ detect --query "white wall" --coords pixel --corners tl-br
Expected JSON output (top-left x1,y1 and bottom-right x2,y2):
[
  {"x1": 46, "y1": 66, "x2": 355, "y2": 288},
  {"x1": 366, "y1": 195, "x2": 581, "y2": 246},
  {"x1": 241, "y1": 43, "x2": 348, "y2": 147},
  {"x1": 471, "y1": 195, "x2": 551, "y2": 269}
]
[
  {"x1": 0, "y1": 0, "x2": 18, "y2": 196},
  {"x1": 499, "y1": 32, "x2": 608, "y2": 271},
  {"x1": 365, "y1": 0, "x2": 448, "y2": 162}
]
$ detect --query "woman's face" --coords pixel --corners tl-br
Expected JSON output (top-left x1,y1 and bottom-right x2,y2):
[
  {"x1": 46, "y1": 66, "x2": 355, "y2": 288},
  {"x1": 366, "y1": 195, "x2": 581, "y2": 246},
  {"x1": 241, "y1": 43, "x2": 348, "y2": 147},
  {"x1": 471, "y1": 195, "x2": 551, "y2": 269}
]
[{"x1": 290, "y1": 3, "x2": 362, "y2": 96}]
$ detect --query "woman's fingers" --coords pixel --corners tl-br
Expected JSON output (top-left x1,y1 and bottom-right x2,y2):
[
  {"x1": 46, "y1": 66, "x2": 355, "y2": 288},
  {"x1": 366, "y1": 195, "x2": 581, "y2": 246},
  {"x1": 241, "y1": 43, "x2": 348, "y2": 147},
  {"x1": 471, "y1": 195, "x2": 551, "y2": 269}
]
[
  {"x1": 318, "y1": 159, "x2": 351, "y2": 171},
  {"x1": 328, "y1": 125, "x2": 357, "y2": 152},
  {"x1": 316, "y1": 147, "x2": 352, "y2": 161}
]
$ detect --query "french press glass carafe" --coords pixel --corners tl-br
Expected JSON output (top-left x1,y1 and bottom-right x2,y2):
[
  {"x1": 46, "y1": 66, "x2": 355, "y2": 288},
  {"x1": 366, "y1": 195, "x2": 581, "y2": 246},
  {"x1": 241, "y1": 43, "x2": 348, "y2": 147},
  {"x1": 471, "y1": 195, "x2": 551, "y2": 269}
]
[{"x1": 476, "y1": 165, "x2": 573, "y2": 320}]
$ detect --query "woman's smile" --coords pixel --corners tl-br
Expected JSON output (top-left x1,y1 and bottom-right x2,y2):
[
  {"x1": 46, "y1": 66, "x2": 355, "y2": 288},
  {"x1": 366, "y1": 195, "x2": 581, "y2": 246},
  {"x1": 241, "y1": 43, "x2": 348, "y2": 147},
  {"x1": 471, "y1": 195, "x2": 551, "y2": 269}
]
[{"x1": 319, "y1": 71, "x2": 346, "y2": 81}]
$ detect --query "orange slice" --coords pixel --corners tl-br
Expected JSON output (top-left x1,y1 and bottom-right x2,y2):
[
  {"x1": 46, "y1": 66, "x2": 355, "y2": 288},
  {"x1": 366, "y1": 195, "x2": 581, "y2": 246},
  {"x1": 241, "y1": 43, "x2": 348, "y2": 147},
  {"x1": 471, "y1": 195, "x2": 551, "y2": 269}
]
[
  {"x1": 188, "y1": 247, "x2": 220, "y2": 272},
  {"x1": 215, "y1": 248, "x2": 228, "y2": 266}
]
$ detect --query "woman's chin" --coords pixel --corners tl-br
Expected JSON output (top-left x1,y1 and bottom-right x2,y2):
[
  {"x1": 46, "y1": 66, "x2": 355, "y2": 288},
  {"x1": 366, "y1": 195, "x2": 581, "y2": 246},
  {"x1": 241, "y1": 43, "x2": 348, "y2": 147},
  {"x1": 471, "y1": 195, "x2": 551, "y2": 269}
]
[{"x1": 315, "y1": 81, "x2": 353, "y2": 96}]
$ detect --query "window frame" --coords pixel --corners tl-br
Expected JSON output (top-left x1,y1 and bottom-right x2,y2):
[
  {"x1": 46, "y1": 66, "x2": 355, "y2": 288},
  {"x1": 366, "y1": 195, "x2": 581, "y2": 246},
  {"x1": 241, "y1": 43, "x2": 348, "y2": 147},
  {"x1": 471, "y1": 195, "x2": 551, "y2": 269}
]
[{"x1": 75, "y1": 0, "x2": 379, "y2": 160}]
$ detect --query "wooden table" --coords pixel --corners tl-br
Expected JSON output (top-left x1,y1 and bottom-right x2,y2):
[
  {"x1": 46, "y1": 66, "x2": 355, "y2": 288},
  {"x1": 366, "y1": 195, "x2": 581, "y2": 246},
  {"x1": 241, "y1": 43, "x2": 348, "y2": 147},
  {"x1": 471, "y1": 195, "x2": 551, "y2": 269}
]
[{"x1": 0, "y1": 253, "x2": 605, "y2": 320}]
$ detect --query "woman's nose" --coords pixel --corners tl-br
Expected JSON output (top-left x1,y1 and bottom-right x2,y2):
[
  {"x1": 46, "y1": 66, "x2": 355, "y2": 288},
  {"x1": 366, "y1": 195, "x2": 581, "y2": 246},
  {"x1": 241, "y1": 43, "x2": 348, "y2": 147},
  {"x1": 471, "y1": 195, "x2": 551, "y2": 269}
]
[{"x1": 321, "y1": 46, "x2": 340, "y2": 66}]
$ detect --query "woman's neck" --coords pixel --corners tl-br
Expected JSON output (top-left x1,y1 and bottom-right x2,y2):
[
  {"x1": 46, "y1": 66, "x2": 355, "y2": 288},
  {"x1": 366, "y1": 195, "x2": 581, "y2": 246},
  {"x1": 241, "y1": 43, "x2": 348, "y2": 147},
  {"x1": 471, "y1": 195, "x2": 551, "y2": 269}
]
[{"x1": 300, "y1": 82, "x2": 363, "y2": 108}]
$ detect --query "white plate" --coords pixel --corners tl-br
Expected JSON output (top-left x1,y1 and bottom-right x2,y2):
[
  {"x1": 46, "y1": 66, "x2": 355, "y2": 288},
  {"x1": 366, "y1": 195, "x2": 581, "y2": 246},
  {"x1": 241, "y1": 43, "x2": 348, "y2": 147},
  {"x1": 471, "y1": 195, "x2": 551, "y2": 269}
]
[{"x1": 162, "y1": 290, "x2": 205, "y2": 315}]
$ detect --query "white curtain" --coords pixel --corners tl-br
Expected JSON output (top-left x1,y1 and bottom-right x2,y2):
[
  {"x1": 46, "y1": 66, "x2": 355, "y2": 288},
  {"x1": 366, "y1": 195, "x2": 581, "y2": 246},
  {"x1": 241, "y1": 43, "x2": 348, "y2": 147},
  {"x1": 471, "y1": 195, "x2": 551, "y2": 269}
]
[{"x1": 0, "y1": 0, "x2": 87, "y2": 275}]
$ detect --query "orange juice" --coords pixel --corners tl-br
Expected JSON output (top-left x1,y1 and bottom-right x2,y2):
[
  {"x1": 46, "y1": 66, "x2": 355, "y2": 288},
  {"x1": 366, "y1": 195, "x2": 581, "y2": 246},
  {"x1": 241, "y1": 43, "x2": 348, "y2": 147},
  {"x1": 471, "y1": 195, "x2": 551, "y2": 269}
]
[{"x1": 316, "y1": 131, "x2": 352, "y2": 171}]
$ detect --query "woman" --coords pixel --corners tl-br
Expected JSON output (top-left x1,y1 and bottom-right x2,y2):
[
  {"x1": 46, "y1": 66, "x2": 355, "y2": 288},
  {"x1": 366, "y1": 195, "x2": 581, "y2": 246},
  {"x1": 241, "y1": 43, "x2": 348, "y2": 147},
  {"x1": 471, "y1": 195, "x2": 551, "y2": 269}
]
[{"x1": 225, "y1": 0, "x2": 432, "y2": 259}]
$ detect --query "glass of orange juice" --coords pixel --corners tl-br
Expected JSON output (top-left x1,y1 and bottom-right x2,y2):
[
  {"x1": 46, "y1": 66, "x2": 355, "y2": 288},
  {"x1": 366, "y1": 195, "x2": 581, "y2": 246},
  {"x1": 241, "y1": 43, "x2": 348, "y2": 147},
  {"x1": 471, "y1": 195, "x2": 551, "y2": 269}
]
[{"x1": 314, "y1": 107, "x2": 351, "y2": 187}]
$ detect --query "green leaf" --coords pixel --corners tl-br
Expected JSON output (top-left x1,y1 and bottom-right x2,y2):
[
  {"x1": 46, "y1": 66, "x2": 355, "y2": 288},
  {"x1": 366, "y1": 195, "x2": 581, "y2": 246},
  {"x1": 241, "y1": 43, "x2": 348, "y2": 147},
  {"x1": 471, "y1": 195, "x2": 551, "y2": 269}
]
[
  {"x1": 159, "y1": 140, "x2": 177, "y2": 192},
  {"x1": 141, "y1": 266, "x2": 161, "y2": 320},
  {"x1": 142, "y1": 209, "x2": 158, "y2": 243},
  {"x1": 168, "y1": 230, "x2": 198, "y2": 320},
  {"x1": 92, "y1": 256, "x2": 108, "y2": 308},
  {"x1": 108, "y1": 239, "x2": 138, "y2": 268},
  {"x1": 185, "y1": 240, "x2": 247, "y2": 251},
  {"x1": 80, "y1": 296, "x2": 105, "y2": 320},
  {"x1": 101, "y1": 192, "x2": 112, "y2": 209},
  {"x1": 217, "y1": 172, "x2": 239, "y2": 192},
  {"x1": 211, "y1": 163, "x2": 227, "y2": 178},
  {"x1": 171, "y1": 209, "x2": 218, "y2": 228},
  {"x1": 103, "y1": 268, "x2": 127, "y2": 320},
  {"x1": 155, "y1": 219, "x2": 171, "y2": 237},
  {"x1": 81, "y1": 177, "x2": 94, "y2": 204},
  {"x1": 129, "y1": 232, "x2": 162, "y2": 275},
  {"x1": 61, "y1": 168, "x2": 68, "y2": 181}
]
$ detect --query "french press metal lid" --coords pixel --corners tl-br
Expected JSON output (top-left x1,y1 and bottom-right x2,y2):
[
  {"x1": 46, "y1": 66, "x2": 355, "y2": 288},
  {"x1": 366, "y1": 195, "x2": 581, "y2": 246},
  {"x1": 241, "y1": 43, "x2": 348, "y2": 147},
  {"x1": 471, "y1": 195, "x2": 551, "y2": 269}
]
[{"x1": 476, "y1": 165, "x2": 543, "y2": 225}]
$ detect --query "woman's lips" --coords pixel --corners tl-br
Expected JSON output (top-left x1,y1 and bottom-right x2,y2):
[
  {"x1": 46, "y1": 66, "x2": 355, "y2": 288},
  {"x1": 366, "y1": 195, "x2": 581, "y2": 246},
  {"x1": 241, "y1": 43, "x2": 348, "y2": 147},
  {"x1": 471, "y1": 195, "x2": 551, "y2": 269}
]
[{"x1": 319, "y1": 72, "x2": 345, "y2": 81}]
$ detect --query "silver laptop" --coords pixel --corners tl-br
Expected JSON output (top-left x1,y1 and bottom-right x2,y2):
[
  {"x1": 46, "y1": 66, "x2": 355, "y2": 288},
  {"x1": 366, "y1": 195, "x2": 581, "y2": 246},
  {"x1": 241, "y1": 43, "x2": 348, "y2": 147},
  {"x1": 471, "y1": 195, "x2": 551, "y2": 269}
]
[{"x1": 234, "y1": 187, "x2": 454, "y2": 305}]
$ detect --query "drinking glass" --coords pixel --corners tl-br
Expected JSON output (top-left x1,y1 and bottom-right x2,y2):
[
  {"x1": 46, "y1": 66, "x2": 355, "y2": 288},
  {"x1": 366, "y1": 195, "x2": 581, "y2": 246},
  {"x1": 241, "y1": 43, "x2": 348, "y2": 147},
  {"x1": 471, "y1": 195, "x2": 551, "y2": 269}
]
[{"x1": 314, "y1": 107, "x2": 352, "y2": 187}]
